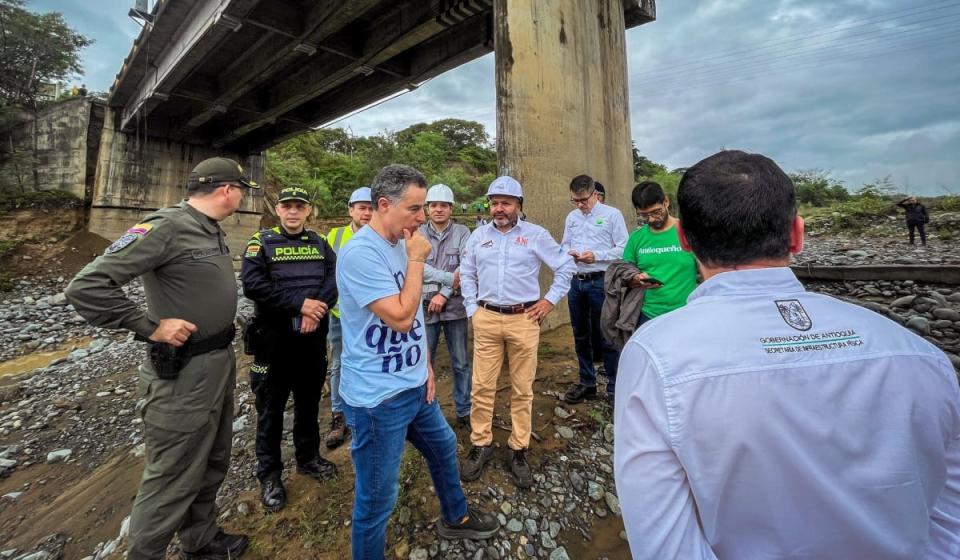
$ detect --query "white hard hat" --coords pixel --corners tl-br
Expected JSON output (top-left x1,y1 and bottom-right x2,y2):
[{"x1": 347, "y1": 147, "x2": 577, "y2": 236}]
[
  {"x1": 485, "y1": 176, "x2": 523, "y2": 199},
  {"x1": 426, "y1": 184, "x2": 455, "y2": 204},
  {"x1": 348, "y1": 187, "x2": 372, "y2": 205}
]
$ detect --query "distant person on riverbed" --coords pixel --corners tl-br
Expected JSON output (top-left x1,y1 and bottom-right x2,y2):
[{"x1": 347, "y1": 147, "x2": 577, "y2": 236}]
[
  {"x1": 896, "y1": 196, "x2": 929, "y2": 245},
  {"x1": 614, "y1": 150, "x2": 960, "y2": 560}
]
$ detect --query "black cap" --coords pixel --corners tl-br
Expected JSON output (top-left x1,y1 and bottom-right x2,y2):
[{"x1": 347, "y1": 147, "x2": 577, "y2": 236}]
[
  {"x1": 277, "y1": 186, "x2": 311, "y2": 203},
  {"x1": 594, "y1": 181, "x2": 606, "y2": 195},
  {"x1": 188, "y1": 157, "x2": 260, "y2": 189}
]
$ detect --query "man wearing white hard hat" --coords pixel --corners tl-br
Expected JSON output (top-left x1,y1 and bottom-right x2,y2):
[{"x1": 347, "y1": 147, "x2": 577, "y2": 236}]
[
  {"x1": 324, "y1": 186, "x2": 373, "y2": 450},
  {"x1": 459, "y1": 176, "x2": 576, "y2": 488},
  {"x1": 419, "y1": 184, "x2": 473, "y2": 429}
]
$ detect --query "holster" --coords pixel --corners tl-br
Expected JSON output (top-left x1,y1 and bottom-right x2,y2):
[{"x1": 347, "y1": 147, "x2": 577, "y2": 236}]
[
  {"x1": 149, "y1": 343, "x2": 187, "y2": 380},
  {"x1": 147, "y1": 324, "x2": 237, "y2": 380},
  {"x1": 243, "y1": 317, "x2": 277, "y2": 361}
]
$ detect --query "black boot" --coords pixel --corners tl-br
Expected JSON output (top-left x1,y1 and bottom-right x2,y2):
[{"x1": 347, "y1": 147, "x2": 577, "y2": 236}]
[
  {"x1": 180, "y1": 529, "x2": 249, "y2": 559},
  {"x1": 509, "y1": 448, "x2": 534, "y2": 488},
  {"x1": 563, "y1": 383, "x2": 598, "y2": 404},
  {"x1": 260, "y1": 478, "x2": 286, "y2": 513},
  {"x1": 461, "y1": 445, "x2": 494, "y2": 482},
  {"x1": 298, "y1": 456, "x2": 338, "y2": 482}
]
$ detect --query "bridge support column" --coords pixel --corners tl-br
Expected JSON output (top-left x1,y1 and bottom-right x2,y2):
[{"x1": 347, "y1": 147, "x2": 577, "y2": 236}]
[
  {"x1": 494, "y1": 0, "x2": 635, "y2": 328},
  {"x1": 88, "y1": 108, "x2": 263, "y2": 251}
]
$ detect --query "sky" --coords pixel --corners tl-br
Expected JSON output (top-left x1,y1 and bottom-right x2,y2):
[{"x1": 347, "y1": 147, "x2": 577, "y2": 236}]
[{"x1": 32, "y1": 0, "x2": 960, "y2": 195}]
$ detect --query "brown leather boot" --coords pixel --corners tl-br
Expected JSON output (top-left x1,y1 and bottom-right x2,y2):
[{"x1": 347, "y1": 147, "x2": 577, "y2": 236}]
[{"x1": 324, "y1": 412, "x2": 349, "y2": 449}]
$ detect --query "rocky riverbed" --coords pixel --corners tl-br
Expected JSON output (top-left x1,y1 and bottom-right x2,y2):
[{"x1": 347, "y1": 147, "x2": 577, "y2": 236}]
[{"x1": 1, "y1": 234, "x2": 959, "y2": 559}]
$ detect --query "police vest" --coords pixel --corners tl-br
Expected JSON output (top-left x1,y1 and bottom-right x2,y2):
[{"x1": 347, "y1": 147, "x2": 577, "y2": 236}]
[
  {"x1": 327, "y1": 224, "x2": 355, "y2": 253},
  {"x1": 260, "y1": 227, "x2": 327, "y2": 291}
]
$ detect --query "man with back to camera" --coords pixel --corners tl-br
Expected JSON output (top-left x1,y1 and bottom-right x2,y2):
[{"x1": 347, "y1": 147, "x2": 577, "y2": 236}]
[
  {"x1": 241, "y1": 186, "x2": 339, "y2": 512},
  {"x1": 614, "y1": 150, "x2": 960, "y2": 559},
  {"x1": 65, "y1": 157, "x2": 257, "y2": 559},
  {"x1": 623, "y1": 180, "x2": 699, "y2": 326},
  {"x1": 336, "y1": 164, "x2": 498, "y2": 558},
  {"x1": 419, "y1": 183, "x2": 473, "y2": 428},
  {"x1": 324, "y1": 186, "x2": 374, "y2": 450},
  {"x1": 459, "y1": 176, "x2": 576, "y2": 488},
  {"x1": 561, "y1": 174, "x2": 628, "y2": 406}
]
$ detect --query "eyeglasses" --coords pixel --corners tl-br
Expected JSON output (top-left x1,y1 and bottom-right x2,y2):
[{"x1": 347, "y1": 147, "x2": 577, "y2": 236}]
[
  {"x1": 636, "y1": 205, "x2": 667, "y2": 223},
  {"x1": 569, "y1": 191, "x2": 595, "y2": 205}
]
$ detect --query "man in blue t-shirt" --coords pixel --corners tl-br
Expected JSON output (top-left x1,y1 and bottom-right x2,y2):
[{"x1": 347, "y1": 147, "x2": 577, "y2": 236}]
[{"x1": 337, "y1": 164, "x2": 498, "y2": 559}]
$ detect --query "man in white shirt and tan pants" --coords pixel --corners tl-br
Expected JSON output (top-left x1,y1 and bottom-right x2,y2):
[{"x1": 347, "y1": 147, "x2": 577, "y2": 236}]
[{"x1": 460, "y1": 176, "x2": 575, "y2": 488}]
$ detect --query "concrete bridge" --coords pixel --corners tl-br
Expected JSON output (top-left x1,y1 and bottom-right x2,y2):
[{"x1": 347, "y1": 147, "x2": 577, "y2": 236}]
[{"x1": 92, "y1": 0, "x2": 656, "y2": 271}]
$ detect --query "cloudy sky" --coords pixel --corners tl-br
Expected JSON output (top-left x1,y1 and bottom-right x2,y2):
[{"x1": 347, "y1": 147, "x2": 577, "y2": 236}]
[{"x1": 33, "y1": 0, "x2": 960, "y2": 195}]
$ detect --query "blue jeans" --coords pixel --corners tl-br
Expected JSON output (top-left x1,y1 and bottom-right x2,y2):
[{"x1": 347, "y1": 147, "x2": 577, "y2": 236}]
[
  {"x1": 426, "y1": 318, "x2": 471, "y2": 418},
  {"x1": 328, "y1": 316, "x2": 342, "y2": 413},
  {"x1": 568, "y1": 275, "x2": 620, "y2": 396},
  {"x1": 343, "y1": 384, "x2": 467, "y2": 559}
]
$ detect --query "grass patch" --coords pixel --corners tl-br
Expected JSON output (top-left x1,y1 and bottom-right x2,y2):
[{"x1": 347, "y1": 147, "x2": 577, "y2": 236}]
[{"x1": 0, "y1": 190, "x2": 82, "y2": 213}]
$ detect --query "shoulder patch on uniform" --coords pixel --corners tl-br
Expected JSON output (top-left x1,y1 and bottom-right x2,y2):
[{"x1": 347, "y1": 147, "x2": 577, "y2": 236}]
[
  {"x1": 126, "y1": 223, "x2": 154, "y2": 235},
  {"x1": 105, "y1": 232, "x2": 140, "y2": 254},
  {"x1": 244, "y1": 244, "x2": 261, "y2": 258}
]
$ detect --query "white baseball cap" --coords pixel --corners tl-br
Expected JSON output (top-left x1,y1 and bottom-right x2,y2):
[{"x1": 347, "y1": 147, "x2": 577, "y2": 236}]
[
  {"x1": 485, "y1": 176, "x2": 523, "y2": 199},
  {"x1": 426, "y1": 184, "x2": 455, "y2": 204},
  {"x1": 348, "y1": 187, "x2": 372, "y2": 205}
]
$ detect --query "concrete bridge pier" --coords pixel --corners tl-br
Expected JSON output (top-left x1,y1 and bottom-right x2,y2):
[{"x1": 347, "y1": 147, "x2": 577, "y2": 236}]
[
  {"x1": 88, "y1": 109, "x2": 263, "y2": 252},
  {"x1": 494, "y1": 0, "x2": 643, "y2": 328}
]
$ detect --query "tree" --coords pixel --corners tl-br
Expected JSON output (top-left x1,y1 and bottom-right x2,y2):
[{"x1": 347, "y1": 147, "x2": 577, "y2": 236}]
[
  {"x1": 0, "y1": 0, "x2": 92, "y2": 109},
  {"x1": 791, "y1": 169, "x2": 849, "y2": 206},
  {"x1": 632, "y1": 143, "x2": 667, "y2": 180}
]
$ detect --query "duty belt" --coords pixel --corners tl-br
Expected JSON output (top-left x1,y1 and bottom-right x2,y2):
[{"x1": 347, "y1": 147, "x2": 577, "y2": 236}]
[
  {"x1": 181, "y1": 324, "x2": 237, "y2": 357},
  {"x1": 478, "y1": 300, "x2": 539, "y2": 315}
]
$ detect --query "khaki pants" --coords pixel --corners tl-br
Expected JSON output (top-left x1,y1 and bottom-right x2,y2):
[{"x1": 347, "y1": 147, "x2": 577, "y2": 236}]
[
  {"x1": 127, "y1": 347, "x2": 236, "y2": 560},
  {"x1": 469, "y1": 307, "x2": 540, "y2": 450}
]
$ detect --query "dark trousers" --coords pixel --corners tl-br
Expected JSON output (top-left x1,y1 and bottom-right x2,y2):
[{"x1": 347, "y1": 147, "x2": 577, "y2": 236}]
[
  {"x1": 568, "y1": 275, "x2": 620, "y2": 396},
  {"x1": 908, "y1": 221, "x2": 926, "y2": 244},
  {"x1": 250, "y1": 327, "x2": 327, "y2": 482}
]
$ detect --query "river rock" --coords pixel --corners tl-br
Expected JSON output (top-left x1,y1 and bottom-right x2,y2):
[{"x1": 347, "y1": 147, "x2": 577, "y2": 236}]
[
  {"x1": 932, "y1": 308, "x2": 960, "y2": 322},
  {"x1": 905, "y1": 316, "x2": 931, "y2": 335},
  {"x1": 549, "y1": 548, "x2": 570, "y2": 560},
  {"x1": 556, "y1": 426, "x2": 574, "y2": 440},
  {"x1": 587, "y1": 480, "x2": 604, "y2": 501},
  {"x1": 45, "y1": 449, "x2": 72, "y2": 463},
  {"x1": 604, "y1": 491, "x2": 621, "y2": 515},
  {"x1": 890, "y1": 295, "x2": 916, "y2": 308},
  {"x1": 409, "y1": 548, "x2": 428, "y2": 560},
  {"x1": 506, "y1": 518, "x2": 523, "y2": 532}
]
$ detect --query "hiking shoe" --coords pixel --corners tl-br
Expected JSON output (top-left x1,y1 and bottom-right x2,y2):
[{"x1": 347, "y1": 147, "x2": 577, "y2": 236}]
[
  {"x1": 461, "y1": 445, "x2": 494, "y2": 482},
  {"x1": 509, "y1": 448, "x2": 533, "y2": 489},
  {"x1": 297, "y1": 457, "x2": 338, "y2": 482},
  {"x1": 563, "y1": 383, "x2": 598, "y2": 404},
  {"x1": 181, "y1": 528, "x2": 249, "y2": 559},
  {"x1": 260, "y1": 478, "x2": 286, "y2": 513},
  {"x1": 325, "y1": 412, "x2": 349, "y2": 449},
  {"x1": 455, "y1": 415, "x2": 471, "y2": 429},
  {"x1": 437, "y1": 506, "x2": 499, "y2": 540}
]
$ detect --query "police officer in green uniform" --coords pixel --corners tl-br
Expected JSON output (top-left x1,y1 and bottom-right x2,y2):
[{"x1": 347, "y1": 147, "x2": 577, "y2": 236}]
[
  {"x1": 241, "y1": 186, "x2": 339, "y2": 512},
  {"x1": 65, "y1": 157, "x2": 258, "y2": 560}
]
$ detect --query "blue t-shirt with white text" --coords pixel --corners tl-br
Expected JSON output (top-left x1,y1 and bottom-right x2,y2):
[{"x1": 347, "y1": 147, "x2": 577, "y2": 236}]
[{"x1": 336, "y1": 226, "x2": 428, "y2": 408}]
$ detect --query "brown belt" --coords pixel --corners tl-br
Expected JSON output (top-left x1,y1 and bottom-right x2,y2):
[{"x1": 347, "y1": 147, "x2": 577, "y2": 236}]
[{"x1": 478, "y1": 300, "x2": 539, "y2": 314}]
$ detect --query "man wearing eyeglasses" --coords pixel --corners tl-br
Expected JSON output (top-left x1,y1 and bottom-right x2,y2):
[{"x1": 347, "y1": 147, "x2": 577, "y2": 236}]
[
  {"x1": 66, "y1": 157, "x2": 259, "y2": 559},
  {"x1": 623, "y1": 181, "x2": 698, "y2": 327},
  {"x1": 561, "y1": 175, "x2": 628, "y2": 406}
]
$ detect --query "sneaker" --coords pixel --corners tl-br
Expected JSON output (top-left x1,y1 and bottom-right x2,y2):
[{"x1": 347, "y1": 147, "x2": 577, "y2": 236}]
[
  {"x1": 298, "y1": 457, "x2": 338, "y2": 482},
  {"x1": 461, "y1": 445, "x2": 494, "y2": 482},
  {"x1": 437, "y1": 506, "x2": 499, "y2": 540},
  {"x1": 181, "y1": 528, "x2": 249, "y2": 559},
  {"x1": 260, "y1": 478, "x2": 286, "y2": 513},
  {"x1": 563, "y1": 383, "x2": 598, "y2": 404},
  {"x1": 325, "y1": 412, "x2": 349, "y2": 449},
  {"x1": 509, "y1": 448, "x2": 533, "y2": 488},
  {"x1": 455, "y1": 415, "x2": 471, "y2": 429}
]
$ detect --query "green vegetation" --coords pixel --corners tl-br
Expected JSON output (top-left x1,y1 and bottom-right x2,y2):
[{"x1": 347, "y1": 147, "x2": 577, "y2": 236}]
[
  {"x1": 0, "y1": 189, "x2": 81, "y2": 213},
  {"x1": 266, "y1": 119, "x2": 496, "y2": 215}
]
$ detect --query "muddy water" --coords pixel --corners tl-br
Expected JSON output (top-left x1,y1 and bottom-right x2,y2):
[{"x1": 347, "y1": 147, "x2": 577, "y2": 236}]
[{"x1": 0, "y1": 337, "x2": 92, "y2": 382}]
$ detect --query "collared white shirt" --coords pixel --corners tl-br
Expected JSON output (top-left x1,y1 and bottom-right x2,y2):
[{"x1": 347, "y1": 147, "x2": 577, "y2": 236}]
[
  {"x1": 561, "y1": 201, "x2": 629, "y2": 273},
  {"x1": 461, "y1": 220, "x2": 575, "y2": 317},
  {"x1": 614, "y1": 267, "x2": 960, "y2": 560}
]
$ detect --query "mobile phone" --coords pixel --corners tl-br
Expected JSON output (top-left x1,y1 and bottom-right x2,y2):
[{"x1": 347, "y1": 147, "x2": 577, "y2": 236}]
[{"x1": 292, "y1": 316, "x2": 302, "y2": 331}]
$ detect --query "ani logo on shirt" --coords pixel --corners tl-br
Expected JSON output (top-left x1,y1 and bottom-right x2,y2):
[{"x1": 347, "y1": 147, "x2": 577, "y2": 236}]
[
  {"x1": 514, "y1": 236, "x2": 528, "y2": 247},
  {"x1": 775, "y1": 299, "x2": 813, "y2": 331}
]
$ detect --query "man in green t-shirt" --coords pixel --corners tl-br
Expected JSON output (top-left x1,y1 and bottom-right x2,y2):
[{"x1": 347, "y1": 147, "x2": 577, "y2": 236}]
[{"x1": 622, "y1": 181, "x2": 698, "y2": 325}]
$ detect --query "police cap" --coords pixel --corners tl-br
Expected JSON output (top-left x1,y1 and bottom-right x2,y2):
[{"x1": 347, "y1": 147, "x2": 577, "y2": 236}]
[
  {"x1": 188, "y1": 157, "x2": 260, "y2": 189},
  {"x1": 277, "y1": 186, "x2": 311, "y2": 204}
]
